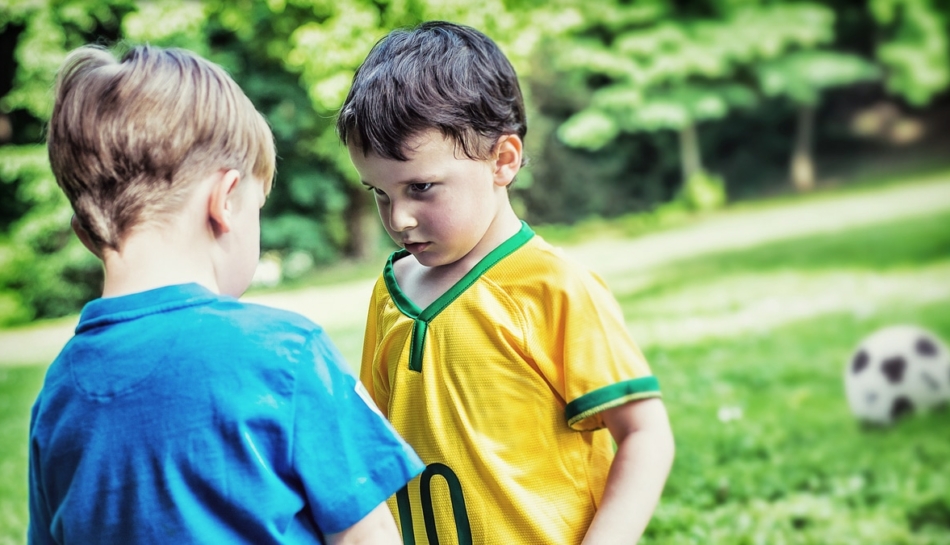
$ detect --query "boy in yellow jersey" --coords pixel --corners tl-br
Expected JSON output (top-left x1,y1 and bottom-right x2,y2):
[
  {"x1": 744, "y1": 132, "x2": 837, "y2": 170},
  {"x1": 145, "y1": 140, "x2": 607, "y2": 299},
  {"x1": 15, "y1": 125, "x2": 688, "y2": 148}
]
[{"x1": 337, "y1": 21, "x2": 675, "y2": 545}]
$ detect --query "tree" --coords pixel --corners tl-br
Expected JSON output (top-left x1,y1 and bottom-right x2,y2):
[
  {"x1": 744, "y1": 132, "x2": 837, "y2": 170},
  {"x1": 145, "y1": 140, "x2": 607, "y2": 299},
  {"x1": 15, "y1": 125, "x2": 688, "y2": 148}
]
[
  {"x1": 0, "y1": 1, "x2": 135, "y2": 324},
  {"x1": 755, "y1": 51, "x2": 880, "y2": 191},
  {"x1": 555, "y1": 3, "x2": 840, "y2": 205}
]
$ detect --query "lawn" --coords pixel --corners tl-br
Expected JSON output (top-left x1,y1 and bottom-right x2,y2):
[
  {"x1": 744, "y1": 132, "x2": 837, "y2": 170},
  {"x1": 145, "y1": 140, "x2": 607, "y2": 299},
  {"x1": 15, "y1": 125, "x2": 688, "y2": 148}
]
[
  {"x1": 0, "y1": 366, "x2": 44, "y2": 545},
  {"x1": 0, "y1": 195, "x2": 948, "y2": 543},
  {"x1": 631, "y1": 211, "x2": 950, "y2": 544}
]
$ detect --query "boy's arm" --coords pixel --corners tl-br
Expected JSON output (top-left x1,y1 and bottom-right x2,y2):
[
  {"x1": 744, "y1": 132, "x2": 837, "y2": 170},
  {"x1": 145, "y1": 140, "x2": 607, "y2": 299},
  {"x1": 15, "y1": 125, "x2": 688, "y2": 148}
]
[
  {"x1": 582, "y1": 398, "x2": 675, "y2": 545},
  {"x1": 326, "y1": 502, "x2": 401, "y2": 545},
  {"x1": 294, "y1": 328, "x2": 423, "y2": 537}
]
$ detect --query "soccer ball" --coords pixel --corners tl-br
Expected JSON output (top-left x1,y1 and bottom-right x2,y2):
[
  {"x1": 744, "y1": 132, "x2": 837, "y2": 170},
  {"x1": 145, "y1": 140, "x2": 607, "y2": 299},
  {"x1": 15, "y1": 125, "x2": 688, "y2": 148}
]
[{"x1": 844, "y1": 325, "x2": 950, "y2": 425}]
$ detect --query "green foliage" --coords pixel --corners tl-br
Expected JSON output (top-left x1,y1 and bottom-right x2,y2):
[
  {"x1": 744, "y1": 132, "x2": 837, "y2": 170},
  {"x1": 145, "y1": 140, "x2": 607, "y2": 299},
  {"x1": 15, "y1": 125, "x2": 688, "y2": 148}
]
[
  {"x1": 261, "y1": 213, "x2": 342, "y2": 263},
  {"x1": 0, "y1": 242, "x2": 31, "y2": 326},
  {"x1": 560, "y1": 83, "x2": 757, "y2": 150},
  {"x1": 0, "y1": 142, "x2": 101, "y2": 325},
  {"x1": 756, "y1": 50, "x2": 882, "y2": 105},
  {"x1": 121, "y1": 1, "x2": 208, "y2": 51},
  {"x1": 870, "y1": 0, "x2": 950, "y2": 105},
  {"x1": 556, "y1": 4, "x2": 835, "y2": 113},
  {"x1": 677, "y1": 170, "x2": 727, "y2": 211},
  {"x1": 557, "y1": 109, "x2": 621, "y2": 151},
  {"x1": 637, "y1": 84, "x2": 756, "y2": 131},
  {"x1": 554, "y1": 3, "x2": 839, "y2": 188}
]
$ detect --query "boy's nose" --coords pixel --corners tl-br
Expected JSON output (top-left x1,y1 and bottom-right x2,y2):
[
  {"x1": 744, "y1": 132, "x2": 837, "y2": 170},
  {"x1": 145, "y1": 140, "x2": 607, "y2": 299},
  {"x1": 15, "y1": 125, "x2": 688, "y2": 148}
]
[{"x1": 388, "y1": 201, "x2": 417, "y2": 232}]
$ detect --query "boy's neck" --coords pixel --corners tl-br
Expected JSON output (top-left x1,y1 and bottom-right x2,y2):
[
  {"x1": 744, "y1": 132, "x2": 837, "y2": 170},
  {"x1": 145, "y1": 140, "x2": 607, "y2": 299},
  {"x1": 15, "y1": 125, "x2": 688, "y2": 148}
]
[
  {"x1": 395, "y1": 208, "x2": 522, "y2": 310},
  {"x1": 449, "y1": 207, "x2": 523, "y2": 275},
  {"x1": 100, "y1": 222, "x2": 221, "y2": 299}
]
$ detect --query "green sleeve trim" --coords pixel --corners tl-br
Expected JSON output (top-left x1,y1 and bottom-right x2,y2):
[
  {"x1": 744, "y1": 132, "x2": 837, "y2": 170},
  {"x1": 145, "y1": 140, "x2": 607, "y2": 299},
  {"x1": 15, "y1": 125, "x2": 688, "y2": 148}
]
[{"x1": 565, "y1": 376, "x2": 661, "y2": 429}]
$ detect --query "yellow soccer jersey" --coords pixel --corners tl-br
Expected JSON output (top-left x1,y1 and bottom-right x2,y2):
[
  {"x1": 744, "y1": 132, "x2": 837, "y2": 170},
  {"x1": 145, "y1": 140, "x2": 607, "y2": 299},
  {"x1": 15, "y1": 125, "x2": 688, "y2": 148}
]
[{"x1": 360, "y1": 222, "x2": 660, "y2": 545}]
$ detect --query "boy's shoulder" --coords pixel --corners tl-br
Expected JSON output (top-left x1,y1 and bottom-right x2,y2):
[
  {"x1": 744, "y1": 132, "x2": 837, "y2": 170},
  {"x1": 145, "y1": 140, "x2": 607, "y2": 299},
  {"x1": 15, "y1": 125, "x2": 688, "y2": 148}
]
[
  {"x1": 225, "y1": 298, "x2": 320, "y2": 333},
  {"x1": 491, "y1": 234, "x2": 607, "y2": 291},
  {"x1": 483, "y1": 233, "x2": 625, "y2": 324},
  {"x1": 164, "y1": 290, "x2": 329, "y2": 357},
  {"x1": 71, "y1": 283, "x2": 326, "y2": 361},
  {"x1": 42, "y1": 284, "x2": 340, "y2": 407}
]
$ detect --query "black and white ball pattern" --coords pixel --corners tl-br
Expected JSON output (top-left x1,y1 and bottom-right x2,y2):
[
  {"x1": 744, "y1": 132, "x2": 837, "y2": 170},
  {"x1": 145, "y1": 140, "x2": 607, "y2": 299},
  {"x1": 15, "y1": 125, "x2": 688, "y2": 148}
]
[{"x1": 844, "y1": 325, "x2": 950, "y2": 424}]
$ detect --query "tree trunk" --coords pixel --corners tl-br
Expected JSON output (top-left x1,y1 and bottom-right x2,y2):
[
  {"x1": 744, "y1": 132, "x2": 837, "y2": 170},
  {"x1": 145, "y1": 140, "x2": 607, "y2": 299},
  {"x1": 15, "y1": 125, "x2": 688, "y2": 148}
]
[
  {"x1": 679, "y1": 123, "x2": 703, "y2": 184},
  {"x1": 343, "y1": 183, "x2": 380, "y2": 262},
  {"x1": 790, "y1": 104, "x2": 816, "y2": 192}
]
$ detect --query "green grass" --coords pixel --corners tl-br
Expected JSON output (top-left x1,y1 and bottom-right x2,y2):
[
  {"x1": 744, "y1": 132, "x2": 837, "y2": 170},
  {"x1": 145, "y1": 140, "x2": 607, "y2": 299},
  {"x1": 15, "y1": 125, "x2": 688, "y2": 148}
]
[
  {"x1": 645, "y1": 306, "x2": 950, "y2": 544},
  {"x1": 628, "y1": 210, "x2": 950, "y2": 289},
  {"x1": 0, "y1": 367, "x2": 45, "y2": 545},
  {"x1": 624, "y1": 211, "x2": 950, "y2": 543}
]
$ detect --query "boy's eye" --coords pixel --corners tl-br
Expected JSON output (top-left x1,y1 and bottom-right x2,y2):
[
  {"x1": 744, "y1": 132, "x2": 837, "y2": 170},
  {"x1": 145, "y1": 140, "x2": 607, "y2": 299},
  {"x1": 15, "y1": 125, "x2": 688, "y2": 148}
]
[
  {"x1": 409, "y1": 183, "x2": 432, "y2": 193},
  {"x1": 366, "y1": 186, "x2": 386, "y2": 197}
]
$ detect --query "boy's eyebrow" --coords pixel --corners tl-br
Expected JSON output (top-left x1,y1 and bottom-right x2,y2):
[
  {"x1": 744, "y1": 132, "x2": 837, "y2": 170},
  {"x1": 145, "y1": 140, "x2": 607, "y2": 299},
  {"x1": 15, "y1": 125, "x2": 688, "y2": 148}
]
[{"x1": 361, "y1": 174, "x2": 439, "y2": 187}]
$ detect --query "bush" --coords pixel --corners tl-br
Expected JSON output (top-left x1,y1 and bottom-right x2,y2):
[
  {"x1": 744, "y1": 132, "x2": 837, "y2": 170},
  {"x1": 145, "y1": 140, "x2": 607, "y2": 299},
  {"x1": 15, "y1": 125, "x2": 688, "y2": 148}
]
[{"x1": 678, "y1": 171, "x2": 727, "y2": 212}]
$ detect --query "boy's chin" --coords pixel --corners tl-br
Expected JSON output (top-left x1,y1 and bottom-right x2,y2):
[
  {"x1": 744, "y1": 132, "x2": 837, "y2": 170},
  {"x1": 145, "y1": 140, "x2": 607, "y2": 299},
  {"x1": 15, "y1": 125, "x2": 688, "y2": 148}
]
[{"x1": 411, "y1": 250, "x2": 465, "y2": 270}]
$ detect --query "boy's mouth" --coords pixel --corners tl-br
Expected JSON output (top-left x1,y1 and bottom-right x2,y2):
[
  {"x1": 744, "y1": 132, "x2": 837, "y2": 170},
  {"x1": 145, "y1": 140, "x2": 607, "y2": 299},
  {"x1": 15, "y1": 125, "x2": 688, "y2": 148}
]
[{"x1": 403, "y1": 242, "x2": 430, "y2": 254}]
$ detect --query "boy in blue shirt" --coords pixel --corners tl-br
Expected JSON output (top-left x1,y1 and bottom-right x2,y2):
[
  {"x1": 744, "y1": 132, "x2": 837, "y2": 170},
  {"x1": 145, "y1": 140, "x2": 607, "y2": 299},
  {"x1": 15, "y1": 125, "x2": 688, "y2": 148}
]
[{"x1": 28, "y1": 44, "x2": 424, "y2": 544}]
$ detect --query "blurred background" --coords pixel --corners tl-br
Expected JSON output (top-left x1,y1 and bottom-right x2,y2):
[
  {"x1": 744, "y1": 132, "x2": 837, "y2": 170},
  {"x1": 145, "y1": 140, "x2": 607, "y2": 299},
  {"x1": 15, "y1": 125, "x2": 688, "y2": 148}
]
[{"x1": 1, "y1": 0, "x2": 949, "y2": 543}]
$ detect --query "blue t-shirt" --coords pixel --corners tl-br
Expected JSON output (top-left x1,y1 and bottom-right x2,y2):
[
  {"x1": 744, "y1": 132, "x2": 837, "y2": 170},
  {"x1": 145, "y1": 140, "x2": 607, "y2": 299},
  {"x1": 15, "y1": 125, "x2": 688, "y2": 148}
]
[{"x1": 28, "y1": 283, "x2": 424, "y2": 544}]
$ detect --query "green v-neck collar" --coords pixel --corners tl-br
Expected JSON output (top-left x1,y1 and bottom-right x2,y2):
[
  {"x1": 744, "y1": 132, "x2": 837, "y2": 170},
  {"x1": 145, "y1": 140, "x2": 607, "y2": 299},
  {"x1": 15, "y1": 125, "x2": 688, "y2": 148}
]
[{"x1": 383, "y1": 221, "x2": 535, "y2": 322}]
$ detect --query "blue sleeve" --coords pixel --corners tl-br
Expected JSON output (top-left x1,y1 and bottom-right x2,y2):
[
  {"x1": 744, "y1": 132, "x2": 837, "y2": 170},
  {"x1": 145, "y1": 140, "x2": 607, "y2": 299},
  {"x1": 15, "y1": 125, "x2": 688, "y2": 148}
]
[
  {"x1": 292, "y1": 329, "x2": 424, "y2": 535},
  {"x1": 28, "y1": 401, "x2": 53, "y2": 545}
]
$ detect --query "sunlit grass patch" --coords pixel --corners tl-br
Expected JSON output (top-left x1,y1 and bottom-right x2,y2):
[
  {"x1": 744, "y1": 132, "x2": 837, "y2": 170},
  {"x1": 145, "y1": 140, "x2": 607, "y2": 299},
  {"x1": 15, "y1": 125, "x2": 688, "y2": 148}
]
[
  {"x1": 644, "y1": 303, "x2": 950, "y2": 544},
  {"x1": 0, "y1": 366, "x2": 45, "y2": 545},
  {"x1": 624, "y1": 264, "x2": 950, "y2": 348},
  {"x1": 537, "y1": 169, "x2": 950, "y2": 249},
  {"x1": 615, "y1": 210, "x2": 950, "y2": 348},
  {"x1": 619, "y1": 208, "x2": 950, "y2": 296}
]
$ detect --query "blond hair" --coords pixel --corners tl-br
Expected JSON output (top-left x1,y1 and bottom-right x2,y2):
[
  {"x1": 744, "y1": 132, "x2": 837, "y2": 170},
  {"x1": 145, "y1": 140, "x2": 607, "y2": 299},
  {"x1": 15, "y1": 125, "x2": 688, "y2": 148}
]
[{"x1": 47, "y1": 45, "x2": 275, "y2": 251}]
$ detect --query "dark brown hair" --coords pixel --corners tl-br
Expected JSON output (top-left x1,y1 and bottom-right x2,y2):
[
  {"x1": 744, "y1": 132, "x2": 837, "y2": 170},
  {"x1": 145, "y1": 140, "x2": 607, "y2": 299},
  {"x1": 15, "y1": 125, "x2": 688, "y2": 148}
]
[
  {"x1": 47, "y1": 45, "x2": 275, "y2": 251},
  {"x1": 337, "y1": 21, "x2": 526, "y2": 163}
]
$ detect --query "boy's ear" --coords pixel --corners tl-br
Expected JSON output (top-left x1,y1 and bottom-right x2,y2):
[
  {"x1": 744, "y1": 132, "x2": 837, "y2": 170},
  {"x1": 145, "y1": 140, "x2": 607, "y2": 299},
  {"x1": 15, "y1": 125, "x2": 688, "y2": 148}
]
[
  {"x1": 493, "y1": 134, "x2": 522, "y2": 187},
  {"x1": 70, "y1": 215, "x2": 103, "y2": 259},
  {"x1": 208, "y1": 169, "x2": 241, "y2": 236}
]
